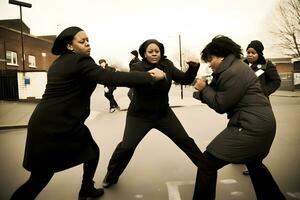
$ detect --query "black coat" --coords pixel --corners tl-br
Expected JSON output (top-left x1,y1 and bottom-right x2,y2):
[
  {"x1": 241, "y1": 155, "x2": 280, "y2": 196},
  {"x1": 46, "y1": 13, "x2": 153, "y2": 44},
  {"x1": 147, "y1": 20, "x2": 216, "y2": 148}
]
[
  {"x1": 23, "y1": 52, "x2": 156, "y2": 172},
  {"x1": 245, "y1": 59, "x2": 281, "y2": 97},
  {"x1": 193, "y1": 55, "x2": 276, "y2": 163},
  {"x1": 128, "y1": 59, "x2": 199, "y2": 119}
]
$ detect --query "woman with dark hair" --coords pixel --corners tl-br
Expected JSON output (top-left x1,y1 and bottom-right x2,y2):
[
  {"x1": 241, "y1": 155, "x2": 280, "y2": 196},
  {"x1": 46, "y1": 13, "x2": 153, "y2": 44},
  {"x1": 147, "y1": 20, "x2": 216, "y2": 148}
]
[
  {"x1": 242, "y1": 40, "x2": 281, "y2": 175},
  {"x1": 102, "y1": 39, "x2": 203, "y2": 188},
  {"x1": 192, "y1": 35, "x2": 285, "y2": 199},
  {"x1": 10, "y1": 27, "x2": 165, "y2": 200}
]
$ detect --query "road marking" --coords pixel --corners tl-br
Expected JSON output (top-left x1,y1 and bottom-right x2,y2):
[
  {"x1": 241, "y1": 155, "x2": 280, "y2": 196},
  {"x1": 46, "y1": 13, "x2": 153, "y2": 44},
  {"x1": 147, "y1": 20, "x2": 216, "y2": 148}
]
[
  {"x1": 166, "y1": 181, "x2": 194, "y2": 200},
  {"x1": 219, "y1": 179, "x2": 238, "y2": 184},
  {"x1": 287, "y1": 192, "x2": 300, "y2": 199}
]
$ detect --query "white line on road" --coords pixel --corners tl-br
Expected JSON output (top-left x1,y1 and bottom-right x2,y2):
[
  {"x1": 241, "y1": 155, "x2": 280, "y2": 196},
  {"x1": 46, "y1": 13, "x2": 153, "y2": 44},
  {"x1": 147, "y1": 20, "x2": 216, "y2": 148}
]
[{"x1": 166, "y1": 181, "x2": 194, "y2": 200}]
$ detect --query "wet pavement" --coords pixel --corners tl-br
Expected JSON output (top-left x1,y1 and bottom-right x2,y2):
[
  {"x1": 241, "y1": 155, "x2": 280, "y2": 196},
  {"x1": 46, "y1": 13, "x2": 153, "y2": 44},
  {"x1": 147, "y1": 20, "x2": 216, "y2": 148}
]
[{"x1": 0, "y1": 86, "x2": 300, "y2": 200}]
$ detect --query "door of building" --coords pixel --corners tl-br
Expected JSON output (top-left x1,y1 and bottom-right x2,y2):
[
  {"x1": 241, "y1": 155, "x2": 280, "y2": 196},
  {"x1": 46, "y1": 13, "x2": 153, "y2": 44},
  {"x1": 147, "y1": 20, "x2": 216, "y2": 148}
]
[{"x1": 0, "y1": 70, "x2": 19, "y2": 100}]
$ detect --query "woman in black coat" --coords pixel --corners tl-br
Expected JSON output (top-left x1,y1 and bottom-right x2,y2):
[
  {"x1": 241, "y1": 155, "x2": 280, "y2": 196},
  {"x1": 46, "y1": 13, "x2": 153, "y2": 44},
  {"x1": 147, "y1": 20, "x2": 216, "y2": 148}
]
[
  {"x1": 192, "y1": 36, "x2": 285, "y2": 200},
  {"x1": 10, "y1": 27, "x2": 165, "y2": 200},
  {"x1": 244, "y1": 40, "x2": 281, "y2": 97},
  {"x1": 242, "y1": 40, "x2": 281, "y2": 175},
  {"x1": 102, "y1": 39, "x2": 203, "y2": 188}
]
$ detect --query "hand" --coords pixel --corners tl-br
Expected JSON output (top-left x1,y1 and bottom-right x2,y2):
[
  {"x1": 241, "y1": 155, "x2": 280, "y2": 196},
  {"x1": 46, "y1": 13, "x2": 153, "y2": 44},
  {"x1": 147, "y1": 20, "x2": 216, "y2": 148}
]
[
  {"x1": 194, "y1": 78, "x2": 207, "y2": 91},
  {"x1": 187, "y1": 61, "x2": 200, "y2": 68},
  {"x1": 186, "y1": 55, "x2": 200, "y2": 67},
  {"x1": 148, "y1": 68, "x2": 166, "y2": 80}
]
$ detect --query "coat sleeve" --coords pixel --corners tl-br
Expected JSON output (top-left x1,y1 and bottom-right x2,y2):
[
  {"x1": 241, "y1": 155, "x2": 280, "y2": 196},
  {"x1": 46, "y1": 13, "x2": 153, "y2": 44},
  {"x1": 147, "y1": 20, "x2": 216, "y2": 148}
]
[
  {"x1": 198, "y1": 68, "x2": 248, "y2": 114},
  {"x1": 263, "y1": 60, "x2": 281, "y2": 96},
  {"x1": 170, "y1": 61, "x2": 200, "y2": 85},
  {"x1": 78, "y1": 55, "x2": 155, "y2": 87}
]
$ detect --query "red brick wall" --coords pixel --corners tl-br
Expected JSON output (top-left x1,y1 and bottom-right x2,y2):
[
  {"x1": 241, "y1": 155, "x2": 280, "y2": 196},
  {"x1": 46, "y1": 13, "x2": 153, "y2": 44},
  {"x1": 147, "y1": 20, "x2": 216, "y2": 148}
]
[{"x1": 0, "y1": 27, "x2": 57, "y2": 71}]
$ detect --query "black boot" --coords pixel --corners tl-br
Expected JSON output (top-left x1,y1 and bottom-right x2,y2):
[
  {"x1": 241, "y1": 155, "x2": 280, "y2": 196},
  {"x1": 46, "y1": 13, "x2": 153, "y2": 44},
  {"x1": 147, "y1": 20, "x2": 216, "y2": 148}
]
[{"x1": 78, "y1": 181, "x2": 104, "y2": 200}]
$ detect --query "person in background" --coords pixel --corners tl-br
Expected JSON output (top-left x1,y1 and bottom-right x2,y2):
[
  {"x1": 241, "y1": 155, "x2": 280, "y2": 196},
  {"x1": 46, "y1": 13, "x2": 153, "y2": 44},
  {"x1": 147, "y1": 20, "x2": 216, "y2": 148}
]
[
  {"x1": 242, "y1": 40, "x2": 281, "y2": 175},
  {"x1": 192, "y1": 35, "x2": 285, "y2": 200},
  {"x1": 102, "y1": 39, "x2": 203, "y2": 189},
  {"x1": 127, "y1": 50, "x2": 141, "y2": 100},
  {"x1": 10, "y1": 26, "x2": 165, "y2": 200},
  {"x1": 99, "y1": 59, "x2": 120, "y2": 113}
]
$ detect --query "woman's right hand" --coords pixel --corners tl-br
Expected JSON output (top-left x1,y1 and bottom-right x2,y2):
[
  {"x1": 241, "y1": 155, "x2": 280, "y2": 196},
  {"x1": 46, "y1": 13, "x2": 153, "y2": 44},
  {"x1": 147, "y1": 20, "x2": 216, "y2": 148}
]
[
  {"x1": 194, "y1": 78, "x2": 207, "y2": 91},
  {"x1": 148, "y1": 68, "x2": 166, "y2": 80}
]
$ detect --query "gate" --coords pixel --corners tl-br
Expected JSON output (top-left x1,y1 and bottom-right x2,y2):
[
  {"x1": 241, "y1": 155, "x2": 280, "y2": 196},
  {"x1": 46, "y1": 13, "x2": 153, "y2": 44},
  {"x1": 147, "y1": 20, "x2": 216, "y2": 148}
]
[{"x1": 0, "y1": 70, "x2": 19, "y2": 100}]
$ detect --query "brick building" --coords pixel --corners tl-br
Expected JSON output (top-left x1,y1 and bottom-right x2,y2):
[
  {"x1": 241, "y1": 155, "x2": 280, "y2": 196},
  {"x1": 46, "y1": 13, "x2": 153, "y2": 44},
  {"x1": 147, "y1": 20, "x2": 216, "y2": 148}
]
[{"x1": 0, "y1": 19, "x2": 57, "y2": 100}]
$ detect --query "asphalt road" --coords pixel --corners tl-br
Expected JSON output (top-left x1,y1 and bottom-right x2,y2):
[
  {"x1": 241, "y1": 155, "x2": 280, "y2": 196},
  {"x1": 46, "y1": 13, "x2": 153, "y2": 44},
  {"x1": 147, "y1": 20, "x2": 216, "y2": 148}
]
[{"x1": 0, "y1": 86, "x2": 299, "y2": 200}]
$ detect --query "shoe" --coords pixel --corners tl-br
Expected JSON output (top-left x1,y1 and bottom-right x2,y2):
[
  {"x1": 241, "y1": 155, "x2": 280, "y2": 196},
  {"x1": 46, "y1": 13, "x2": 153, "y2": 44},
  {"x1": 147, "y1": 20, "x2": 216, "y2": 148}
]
[
  {"x1": 242, "y1": 169, "x2": 250, "y2": 175},
  {"x1": 109, "y1": 108, "x2": 116, "y2": 113},
  {"x1": 78, "y1": 187, "x2": 104, "y2": 200},
  {"x1": 102, "y1": 181, "x2": 116, "y2": 188}
]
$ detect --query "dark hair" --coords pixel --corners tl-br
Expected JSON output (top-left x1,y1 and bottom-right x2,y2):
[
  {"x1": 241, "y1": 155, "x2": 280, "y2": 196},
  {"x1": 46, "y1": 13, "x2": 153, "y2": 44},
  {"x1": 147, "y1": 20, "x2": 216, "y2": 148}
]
[
  {"x1": 130, "y1": 50, "x2": 138, "y2": 57},
  {"x1": 138, "y1": 39, "x2": 166, "y2": 60},
  {"x1": 98, "y1": 59, "x2": 107, "y2": 65},
  {"x1": 51, "y1": 26, "x2": 83, "y2": 55},
  {"x1": 201, "y1": 35, "x2": 243, "y2": 62},
  {"x1": 246, "y1": 40, "x2": 266, "y2": 64}
]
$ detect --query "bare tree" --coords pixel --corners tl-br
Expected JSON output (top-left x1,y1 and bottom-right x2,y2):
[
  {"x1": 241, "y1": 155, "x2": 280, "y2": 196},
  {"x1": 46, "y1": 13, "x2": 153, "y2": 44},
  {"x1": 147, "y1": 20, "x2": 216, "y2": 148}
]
[{"x1": 272, "y1": 0, "x2": 300, "y2": 58}]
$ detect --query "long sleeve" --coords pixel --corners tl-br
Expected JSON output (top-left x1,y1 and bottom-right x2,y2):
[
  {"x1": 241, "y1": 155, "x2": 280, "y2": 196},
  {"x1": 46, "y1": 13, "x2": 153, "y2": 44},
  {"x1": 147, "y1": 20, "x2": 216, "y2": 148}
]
[
  {"x1": 262, "y1": 60, "x2": 281, "y2": 96},
  {"x1": 171, "y1": 61, "x2": 200, "y2": 85},
  {"x1": 79, "y1": 55, "x2": 156, "y2": 87}
]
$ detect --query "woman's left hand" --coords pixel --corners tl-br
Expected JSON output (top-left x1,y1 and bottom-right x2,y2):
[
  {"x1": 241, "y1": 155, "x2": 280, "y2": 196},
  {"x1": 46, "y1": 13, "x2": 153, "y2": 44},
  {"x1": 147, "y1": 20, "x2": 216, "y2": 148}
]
[{"x1": 194, "y1": 78, "x2": 207, "y2": 91}]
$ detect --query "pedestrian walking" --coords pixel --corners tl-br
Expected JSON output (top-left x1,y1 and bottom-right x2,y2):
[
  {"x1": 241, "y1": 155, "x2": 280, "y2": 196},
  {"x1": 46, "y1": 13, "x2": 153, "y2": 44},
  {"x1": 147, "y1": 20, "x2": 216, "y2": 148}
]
[
  {"x1": 98, "y1": 59, "x2": 120, "y2": 113},
  {"x1": 127, "y1": 50, "x2": 141, "y2": 100}
]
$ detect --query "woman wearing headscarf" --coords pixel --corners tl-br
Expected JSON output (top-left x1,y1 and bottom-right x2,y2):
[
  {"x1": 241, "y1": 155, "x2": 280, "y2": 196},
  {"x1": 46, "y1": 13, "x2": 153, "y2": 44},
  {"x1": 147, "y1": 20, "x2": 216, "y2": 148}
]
[
  {"x1": 244, "y1": 40, "x2": 281, "y2": 97},
  {"x1": 102, "y1": 39, "x2": 203, "y2": 188},
  {"x1": 242, "y1": 40, "x2": 281, "y2": 175},
  {"x1": 192, "y1": 35, "x2": 285, "y2": 199},
  {"x1": 10, "y1": 27, "x2": 165, "y2": 200}
]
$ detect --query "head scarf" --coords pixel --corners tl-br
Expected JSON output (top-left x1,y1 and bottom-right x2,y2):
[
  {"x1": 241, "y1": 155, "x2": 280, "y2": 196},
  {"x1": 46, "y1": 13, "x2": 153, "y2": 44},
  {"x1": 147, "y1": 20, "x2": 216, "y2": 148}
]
[
  {"x1": 138, "y1": 39, "x2": 166, "y2": 61},
  {"x1": 52, "y1": 26, "x2": 83, "y2": 55},
  {"x1": 246, "y1": 40, "x2": 266, "y2": 64}
]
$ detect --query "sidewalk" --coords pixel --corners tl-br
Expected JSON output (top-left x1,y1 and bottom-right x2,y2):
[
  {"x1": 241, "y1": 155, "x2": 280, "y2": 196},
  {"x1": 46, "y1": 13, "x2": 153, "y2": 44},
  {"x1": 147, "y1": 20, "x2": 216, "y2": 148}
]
[{"x1": 1, "y1": 88, "x2": 300, "y2": 130}]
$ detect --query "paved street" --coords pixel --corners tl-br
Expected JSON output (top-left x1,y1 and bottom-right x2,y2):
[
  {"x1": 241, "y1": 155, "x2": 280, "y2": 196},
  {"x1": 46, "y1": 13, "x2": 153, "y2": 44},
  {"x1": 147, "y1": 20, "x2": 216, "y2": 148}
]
[{"x1": 0, "y1": 86, "x2": 300, "y2": 200}]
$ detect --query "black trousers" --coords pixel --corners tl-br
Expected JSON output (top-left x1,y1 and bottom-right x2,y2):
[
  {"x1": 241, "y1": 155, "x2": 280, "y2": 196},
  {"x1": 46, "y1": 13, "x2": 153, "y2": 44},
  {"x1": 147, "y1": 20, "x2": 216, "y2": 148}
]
[
  {"x1": 193, "y1": 151, "x2": 286, "y2": 200},
  {"x1": 104, "y1": 108, "x2": 203, "y2": 183},
  {"x1": 104, "y1": 87, "x2": 119, "y2": 109},
  {"x1": 10, "y1": 146, "x2": 100, "y2": 200}
]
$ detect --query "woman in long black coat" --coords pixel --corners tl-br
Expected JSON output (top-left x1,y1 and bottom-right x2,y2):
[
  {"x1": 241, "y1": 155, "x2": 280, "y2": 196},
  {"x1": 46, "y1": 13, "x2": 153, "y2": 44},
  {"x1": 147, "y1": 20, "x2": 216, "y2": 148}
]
[
  {"x1": 242, "y1": 40, "x2": 281, "y2": 175},
  {"x1": 192, "y1": 36, "x2": 285, "y2": 200},
  {"x1": 102, "y1": 39, "x2": 203, "y2": 188},
  {"x1": 10, "y1": 27, "x2": 165, "y2": 200}
]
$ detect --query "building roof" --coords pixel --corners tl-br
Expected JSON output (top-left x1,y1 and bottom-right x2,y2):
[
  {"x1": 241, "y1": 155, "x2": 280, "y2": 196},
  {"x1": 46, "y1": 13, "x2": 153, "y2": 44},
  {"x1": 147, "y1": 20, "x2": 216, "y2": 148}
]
[
  {"x1": 269, "y1": 57, "x2": 293, "y2": 64},
  {"x1": 0, "y1": 19, "x2": 30, "y2": 33}
]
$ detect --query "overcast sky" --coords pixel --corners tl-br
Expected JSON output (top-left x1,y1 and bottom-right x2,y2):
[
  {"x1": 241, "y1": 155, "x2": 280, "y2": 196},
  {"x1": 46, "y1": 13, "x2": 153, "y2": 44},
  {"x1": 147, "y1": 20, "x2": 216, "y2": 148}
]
[{"x1": 0, "y1": 0, "x2": 282, "y2": 70}]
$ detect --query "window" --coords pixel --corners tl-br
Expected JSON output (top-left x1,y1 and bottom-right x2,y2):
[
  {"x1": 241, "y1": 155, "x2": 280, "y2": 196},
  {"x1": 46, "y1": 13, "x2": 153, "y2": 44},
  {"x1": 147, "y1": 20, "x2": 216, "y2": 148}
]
[
  {"x1": 28, "y1": 55, "x2": 36, "y2": 68},
  {"x1": 6, "y1": 50, "x2": 18, "y2": 66}
]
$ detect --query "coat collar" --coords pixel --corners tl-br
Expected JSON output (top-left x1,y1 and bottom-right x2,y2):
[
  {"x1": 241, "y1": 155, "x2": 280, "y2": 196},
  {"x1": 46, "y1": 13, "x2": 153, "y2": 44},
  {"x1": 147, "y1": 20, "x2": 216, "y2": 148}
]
[{"x1": 213, "y1": 54, "x2": 236, "y2": 75}]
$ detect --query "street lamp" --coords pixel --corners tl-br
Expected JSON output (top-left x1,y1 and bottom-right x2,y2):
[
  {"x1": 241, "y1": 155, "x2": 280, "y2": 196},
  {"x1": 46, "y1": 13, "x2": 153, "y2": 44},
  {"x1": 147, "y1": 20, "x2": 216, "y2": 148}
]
[{"x1": 8, "y1": 0, "x2": 32, "y2": 73}]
